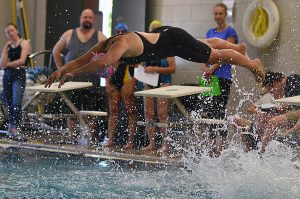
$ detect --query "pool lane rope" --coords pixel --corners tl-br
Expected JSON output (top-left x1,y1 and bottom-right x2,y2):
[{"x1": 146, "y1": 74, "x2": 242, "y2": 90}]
[{"x1": 242, "y1": 0, "x2": 280, "y2": 49}]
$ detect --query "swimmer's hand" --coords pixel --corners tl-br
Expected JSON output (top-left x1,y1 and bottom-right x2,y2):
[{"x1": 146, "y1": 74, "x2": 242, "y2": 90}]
[
  {"x1": 44, "y1": 70, "x2": 63, "y2": 88},
  {"x1": 58, "y1": 72, "x2": 74, "y2": 88}
]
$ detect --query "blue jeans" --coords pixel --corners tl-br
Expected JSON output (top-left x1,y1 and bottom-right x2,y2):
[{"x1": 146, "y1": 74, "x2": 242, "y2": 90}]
[{"x1": 3, "y1": 68, "x2": 26, "y2": 129}]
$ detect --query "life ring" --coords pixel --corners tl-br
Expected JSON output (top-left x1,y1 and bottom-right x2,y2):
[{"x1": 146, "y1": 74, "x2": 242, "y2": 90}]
[{"x1": 242, "y1": 0, "x2": 280, "y2": 48}]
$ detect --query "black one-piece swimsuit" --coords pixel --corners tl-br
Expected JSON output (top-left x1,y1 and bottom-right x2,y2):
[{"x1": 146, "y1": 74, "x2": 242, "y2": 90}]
[{"x1": 120, "y1": 26, "x2": 212, "y2": 64}]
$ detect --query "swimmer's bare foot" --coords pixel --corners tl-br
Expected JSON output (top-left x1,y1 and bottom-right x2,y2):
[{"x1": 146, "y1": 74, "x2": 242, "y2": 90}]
[
  {"x1": 140, "y1": 145, "x2": 157, "y2": 155},
  {"x1": 123, "y1": 143, "x2": 134, "y2": 153},
  {"x1": 140, "y1": 145, "x2": 156, "y2": 151},
  {"x1": 158, "y1": 146, "x2": 170, "y2": 157},
  {"x1": 239, "y1": 43, "x2": 249, "y2": 59},
  {"x1": 102, "y1": 142, "x2": 115, "y2": 150},
  {"x1": 251, "y1": 59, "x2": 265, "y2": 82},
  {"x1": 103, "y1": 144, "x2": 116, "y2": 152}
]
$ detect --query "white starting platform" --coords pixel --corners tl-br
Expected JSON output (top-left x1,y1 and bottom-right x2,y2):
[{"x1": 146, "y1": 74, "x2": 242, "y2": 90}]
[
  {"x1": 25, "y1": 82, "x2": 107, "y2": 133},
  {"x1": 135, "y1": 85, "x2": 211, "y2": 118},
  {"x1": 134, "y1": 85, "x2": 211, "y2": 99},
  {"x1": 26, "y1": 81, "x2": 93, "y2": 93},
  {"x1": 275, "y1": 95, "x2": 300, "y2": 105}
]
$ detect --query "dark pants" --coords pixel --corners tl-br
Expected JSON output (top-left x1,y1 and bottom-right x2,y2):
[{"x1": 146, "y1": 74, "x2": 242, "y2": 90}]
[
  {"x1": 200, "y1": 78, "x2": 232, "y2": 138},
  {"x1": 3, "y1": 68, "x2": 26, "y2": 129}
]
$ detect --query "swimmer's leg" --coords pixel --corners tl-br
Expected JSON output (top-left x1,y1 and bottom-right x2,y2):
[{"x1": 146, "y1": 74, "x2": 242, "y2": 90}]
[
  {"x1": 208, "y1": 48, "x2": 264, "y2": 82},
  {"x1": 104, "y1": 81, "x2": 121, "y2": 148},
  {"x1": 141, "y1": 93, "x2": 157, "y2": 152},
  {"x1": 121, "y1": 79, "x2": 137, "y2": 151},
  {"x1": 168, "y1": 28, "x2": 263, "y2": 80},
  {"x1": 201, "y1": 38, "x2": 247, "y2": 57},
  {"x1": 157, "y1": 86, "x2": 170, "y2": 156}
]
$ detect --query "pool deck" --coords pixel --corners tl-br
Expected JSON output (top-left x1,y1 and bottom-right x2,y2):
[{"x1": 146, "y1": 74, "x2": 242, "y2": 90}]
[{"x1": 0, "y1": 138, "x2": 182, "y2": 166}]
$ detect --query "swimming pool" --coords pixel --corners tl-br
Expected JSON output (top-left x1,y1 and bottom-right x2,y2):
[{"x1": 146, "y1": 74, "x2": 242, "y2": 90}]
[{"x1": 1, "y1": 141, "x2": 300, "y2": 199}]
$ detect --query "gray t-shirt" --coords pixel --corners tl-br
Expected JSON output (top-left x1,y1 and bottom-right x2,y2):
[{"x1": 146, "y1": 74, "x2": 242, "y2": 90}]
[{"x1": 65, "y1": 29, "x2": 99, "y2": 90}]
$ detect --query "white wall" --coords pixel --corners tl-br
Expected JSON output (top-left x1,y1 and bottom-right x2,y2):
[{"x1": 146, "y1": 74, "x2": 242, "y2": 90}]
[{"x1": 261, "y1": 0, "x2": 300, "y2": 74}]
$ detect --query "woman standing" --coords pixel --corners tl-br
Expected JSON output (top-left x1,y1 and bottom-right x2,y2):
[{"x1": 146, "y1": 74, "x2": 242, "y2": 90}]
[
  {"x1": 0, "y1": 23, "x2": 31, "y2": 139},
  {"x1": 200, "y1": 3, "x2": 239, "y2": 157},
  {"x1": 141, "y1": 20, "x2": 176, "y2": 156}
]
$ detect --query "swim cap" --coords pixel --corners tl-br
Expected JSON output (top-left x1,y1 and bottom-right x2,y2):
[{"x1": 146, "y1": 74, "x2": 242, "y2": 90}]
[
  {"x1": 115, "y1": 22, "x2": 128, "y2": 32},
  {"x1": 149, "y1": 20, "x2": 162, "y2": 31}
]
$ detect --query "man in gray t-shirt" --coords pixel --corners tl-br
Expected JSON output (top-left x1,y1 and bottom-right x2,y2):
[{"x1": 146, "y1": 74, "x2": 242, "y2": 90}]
[{"x1": 52, "y1": 9, "x2": 107, "y2": 143}]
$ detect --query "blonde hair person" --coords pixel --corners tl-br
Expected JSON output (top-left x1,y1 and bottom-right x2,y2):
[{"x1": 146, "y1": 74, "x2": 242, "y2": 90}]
[
  {"x1": 140, "y1": 20, "x2": 176, "y2": 156},
  {"x1": 149, "y1": 20, "x2": 162, "y2": 32}
]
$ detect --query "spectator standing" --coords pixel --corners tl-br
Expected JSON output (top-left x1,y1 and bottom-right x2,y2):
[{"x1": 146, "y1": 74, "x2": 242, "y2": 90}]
[
  {"x1": 52, "y1": 9, "x2": 107, "y2": 143},
  {"x1": 0, "y1": 22, "x2": 31, "y2": 139},
  {"x1": 200, "y1": 3, "x2": 239, "y2": 157}
]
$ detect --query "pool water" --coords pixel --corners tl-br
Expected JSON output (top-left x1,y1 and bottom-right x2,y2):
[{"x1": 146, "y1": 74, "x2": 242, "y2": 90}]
[{"x1": 1, "y1": 141, "x2": 300, "y2": 199}]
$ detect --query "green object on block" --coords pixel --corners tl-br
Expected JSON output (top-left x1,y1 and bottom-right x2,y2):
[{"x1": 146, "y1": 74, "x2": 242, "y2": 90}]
[{"x1": 198, "y1": 75, "x2": 221, "y2": 96}]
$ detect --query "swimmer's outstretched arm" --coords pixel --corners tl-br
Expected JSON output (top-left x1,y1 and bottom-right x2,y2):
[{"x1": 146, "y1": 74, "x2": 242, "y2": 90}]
[
  {"x1": 73, "y1": 41, "x2": 127, "y2": 74},
  {"x1": 44, "y1": 42, "x2": 105, "y2": 88},
  {"x1": 57, "y1": 39, "x2": 129, "y2": 87}
]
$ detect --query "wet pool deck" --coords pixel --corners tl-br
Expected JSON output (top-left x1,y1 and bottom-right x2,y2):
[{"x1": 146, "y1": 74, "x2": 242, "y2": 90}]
[{"x1": 0, "y1": 133, "x2": 182, "y2": 166}]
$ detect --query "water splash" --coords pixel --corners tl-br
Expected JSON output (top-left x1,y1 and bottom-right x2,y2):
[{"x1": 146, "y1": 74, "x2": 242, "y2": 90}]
[
  {"x1": 1, "y1": 140, "x2": 300, "y2": 198},
  {"x1": 182, "y1": 141, "x2": 300, "y2": 199}
]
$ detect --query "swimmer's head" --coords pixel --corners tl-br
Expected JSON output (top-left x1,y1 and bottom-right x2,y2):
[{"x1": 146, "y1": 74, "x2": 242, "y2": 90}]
[
  {"x1": 262, "y1": 71, "x2": 284, "y2": 87},
  {"x1": 80, "y1": 9, "x2": 95, "y2": 30},
  {"x1": 115, "y1": 22, "x2": 128, "y2": 34},
  {"x1": 149, "y1": 20, "x2": 162, "y2": 32}
]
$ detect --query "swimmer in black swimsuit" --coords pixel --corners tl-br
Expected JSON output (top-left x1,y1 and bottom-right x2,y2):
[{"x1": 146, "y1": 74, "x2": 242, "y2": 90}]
[
  {"x1": 104, "y1": 23, "x2": 137, "y2": 151},
  {"x1": 45, "y1": 26, "x2": 264, "y2": 88}
]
